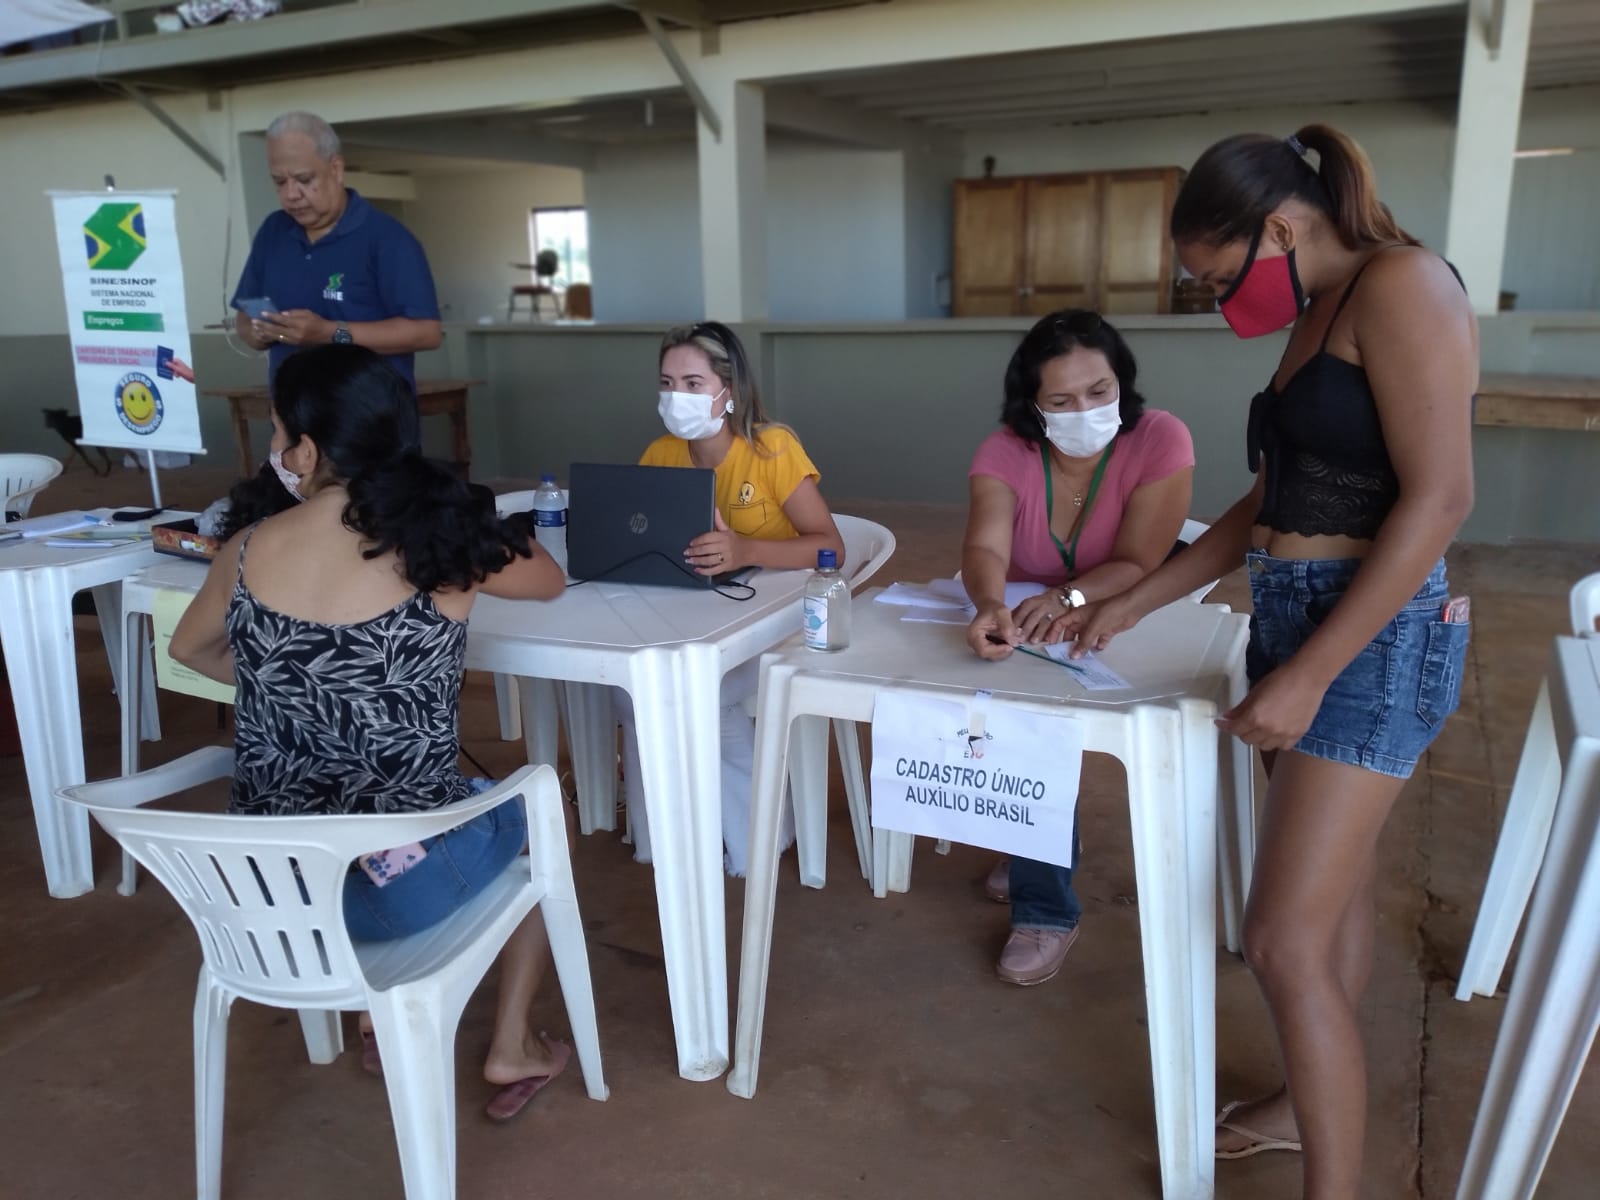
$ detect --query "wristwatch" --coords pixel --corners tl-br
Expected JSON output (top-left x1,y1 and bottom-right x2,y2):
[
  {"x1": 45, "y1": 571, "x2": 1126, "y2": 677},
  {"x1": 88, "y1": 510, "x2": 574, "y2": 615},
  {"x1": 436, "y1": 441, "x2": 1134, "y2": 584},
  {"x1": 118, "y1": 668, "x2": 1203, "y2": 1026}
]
[
  {"x1": 332, "y1": 325, "x2": 353, "y2": 345},
  {"x1": 1059, "y1": 586, "x2": 1087, "y2": 610}
]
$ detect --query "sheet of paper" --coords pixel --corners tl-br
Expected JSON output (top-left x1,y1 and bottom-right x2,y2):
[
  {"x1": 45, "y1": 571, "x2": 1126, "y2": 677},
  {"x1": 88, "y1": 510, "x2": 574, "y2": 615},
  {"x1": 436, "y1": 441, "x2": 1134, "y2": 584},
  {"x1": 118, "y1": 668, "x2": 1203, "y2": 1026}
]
[
  {"x1": 873, "y1": 581, "x2": 971, "y2": 611},
  {"x1": 152, "y1": 589, "x2": 237, "y2": 705},
  {"x1": 1016, "y1": 644, "x2": 1132, "y2": 690},
  {"x1": 899, "y1": 611, "x2": 971, "y2": 626},
  {"x1": 44, "y1": 534, "x2": 142, "y2": 548}
]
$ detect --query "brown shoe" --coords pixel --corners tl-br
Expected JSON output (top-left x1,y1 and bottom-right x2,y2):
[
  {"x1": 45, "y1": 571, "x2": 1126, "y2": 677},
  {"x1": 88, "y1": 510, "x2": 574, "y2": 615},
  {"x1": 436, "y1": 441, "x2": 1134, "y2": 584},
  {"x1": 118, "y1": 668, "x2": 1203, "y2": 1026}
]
[
  {"x1": 984, "y1": 856, "x2": 1011, "y2": 904},
  {"x1": 996, "y1": 924, "x2": 1080, "y2": 986}
]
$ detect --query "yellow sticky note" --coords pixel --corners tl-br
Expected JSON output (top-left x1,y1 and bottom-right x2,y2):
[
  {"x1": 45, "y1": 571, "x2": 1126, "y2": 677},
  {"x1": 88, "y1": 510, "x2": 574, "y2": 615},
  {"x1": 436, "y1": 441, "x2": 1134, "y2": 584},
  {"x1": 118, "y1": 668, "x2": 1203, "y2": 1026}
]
[{"x1": 152, "y1": 589, "x2": 237, "y2": 706}]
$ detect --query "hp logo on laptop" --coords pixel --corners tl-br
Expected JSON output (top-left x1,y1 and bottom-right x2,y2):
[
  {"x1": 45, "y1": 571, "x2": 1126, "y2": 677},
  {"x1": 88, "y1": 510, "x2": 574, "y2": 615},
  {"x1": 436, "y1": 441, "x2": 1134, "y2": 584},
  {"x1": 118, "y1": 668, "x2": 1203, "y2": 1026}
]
[{"x1": 628, "y1": 512, "x2": 649, "y2": 535}]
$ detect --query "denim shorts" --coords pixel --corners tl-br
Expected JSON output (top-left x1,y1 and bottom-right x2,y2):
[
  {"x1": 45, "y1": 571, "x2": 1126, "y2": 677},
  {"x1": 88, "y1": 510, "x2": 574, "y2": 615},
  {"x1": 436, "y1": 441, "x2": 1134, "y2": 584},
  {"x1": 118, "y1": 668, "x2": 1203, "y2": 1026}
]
[
  {"x1": 343, "y1": 781, "x2": 526, "y2": 942},
  {"x1": 1245, "y1": 553, "x2": 1469, "y2": 779}
]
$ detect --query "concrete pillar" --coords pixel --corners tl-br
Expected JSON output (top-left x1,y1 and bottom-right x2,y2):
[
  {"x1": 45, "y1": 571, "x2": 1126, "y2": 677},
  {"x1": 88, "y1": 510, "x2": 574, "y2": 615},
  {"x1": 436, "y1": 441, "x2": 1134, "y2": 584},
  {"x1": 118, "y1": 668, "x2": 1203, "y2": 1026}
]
[
  {"x1": 697, "y1": 77, "x2": 767, "y2": 322},
  {"x1": 1444, "y1": 0, "x2": 1535, "y2": 314},
  {"x1": 235, "y1": 132, "x2": 275, "y2": 233}
]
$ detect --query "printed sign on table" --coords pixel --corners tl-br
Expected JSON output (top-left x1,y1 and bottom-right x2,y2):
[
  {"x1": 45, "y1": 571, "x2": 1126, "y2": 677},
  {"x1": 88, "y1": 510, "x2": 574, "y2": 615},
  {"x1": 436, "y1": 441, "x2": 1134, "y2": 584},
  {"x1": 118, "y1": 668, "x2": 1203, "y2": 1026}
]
[
  {"x1": 49, "y1": 190, "x2": 204, "y2": 455},
  {"x1": 869, "y1": 690, "x2": 1084, "y2": 867}
]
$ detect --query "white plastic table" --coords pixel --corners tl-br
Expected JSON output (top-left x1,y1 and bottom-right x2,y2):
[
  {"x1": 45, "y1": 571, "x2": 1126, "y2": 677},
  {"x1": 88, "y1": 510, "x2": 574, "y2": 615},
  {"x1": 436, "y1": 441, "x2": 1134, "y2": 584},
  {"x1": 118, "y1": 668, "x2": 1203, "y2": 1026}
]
[
  {"x1": 1456, "y1": 636, "x2": 1600, "y2": 1200},
  {"x1": 0, "y1": 528, "x2": 171, "y2": 897},
  {"x1": 729, "y1": 594, "x2": 1252, "y2": 1200},
  {"x1": 120, "y1": 559, "x2": 814, "y2": 1082},
  {"x1": 469, "y1": 569, "x2": 813, "y2": 1081}
]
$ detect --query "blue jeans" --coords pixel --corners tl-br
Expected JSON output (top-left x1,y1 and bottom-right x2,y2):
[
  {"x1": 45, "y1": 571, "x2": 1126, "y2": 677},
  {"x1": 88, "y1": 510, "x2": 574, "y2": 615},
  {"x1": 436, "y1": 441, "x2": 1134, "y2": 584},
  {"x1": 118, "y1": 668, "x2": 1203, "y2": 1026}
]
[
  {"x1": 1246, "y1": 553, "x2": 1468, "y2": 778},
  {"x1": 1009, "y1": 821, "x2": 1082, "y2": 931},
  {"x1": 343, "y1": 785, "x2": 526, "y2": 942}
]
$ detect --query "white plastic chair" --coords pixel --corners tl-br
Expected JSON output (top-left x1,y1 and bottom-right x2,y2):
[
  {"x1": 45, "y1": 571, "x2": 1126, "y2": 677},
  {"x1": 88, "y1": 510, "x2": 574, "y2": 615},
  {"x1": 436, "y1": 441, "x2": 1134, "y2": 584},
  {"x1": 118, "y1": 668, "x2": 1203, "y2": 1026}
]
[
  {"x1": 59, "y1": 751, "x2": 608, "y2": 1200},
  {"x1": 1572, "y1": 573, "x2": 1600, "y2": 639},
  {"x1": 788, "y1": 516, "x2": 897, "y2": 888},
  {"x1": 490, "y1": 489, "x2": 620, "y2": 836},
  {"x1": 1, "y1": 452, "x2": 63, "y2": 518},
  {"x1": 492, "y1": 489, "x2": 555, "y2": 744},
  {"x1": 1178, "y1": 518, "x2": 1220, "y2": 602},
  {"x1": 1457, "y1": 572, "x2": 1600, "y2": 1000},
  {"x1": 1453, "y1": 634, "x2": 1600, "y2": 1200}
]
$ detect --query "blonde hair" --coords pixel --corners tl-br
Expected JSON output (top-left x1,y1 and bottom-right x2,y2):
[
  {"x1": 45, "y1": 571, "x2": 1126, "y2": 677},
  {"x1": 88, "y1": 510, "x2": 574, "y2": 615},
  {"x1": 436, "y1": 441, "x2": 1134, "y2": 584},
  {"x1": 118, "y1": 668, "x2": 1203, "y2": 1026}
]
[{"x1": 659, "y1": 322, "x2": 789, "y2": 455}]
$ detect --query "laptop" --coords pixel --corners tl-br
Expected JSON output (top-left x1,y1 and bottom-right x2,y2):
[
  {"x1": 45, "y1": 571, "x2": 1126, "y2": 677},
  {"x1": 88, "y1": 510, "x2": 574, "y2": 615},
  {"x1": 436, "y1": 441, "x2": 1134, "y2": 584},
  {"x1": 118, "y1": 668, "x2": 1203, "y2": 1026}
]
[{"x1": 566, "y1": 463, "x2": 752, "y2": 590}]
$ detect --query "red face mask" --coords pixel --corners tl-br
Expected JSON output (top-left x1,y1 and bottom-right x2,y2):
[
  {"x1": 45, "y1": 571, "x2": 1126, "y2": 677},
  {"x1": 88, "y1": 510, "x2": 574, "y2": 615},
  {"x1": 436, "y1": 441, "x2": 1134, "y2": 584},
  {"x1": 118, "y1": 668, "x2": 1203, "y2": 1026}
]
[{"x1": 1217, "y1": 224, "x2": 1305, "y2": 338}]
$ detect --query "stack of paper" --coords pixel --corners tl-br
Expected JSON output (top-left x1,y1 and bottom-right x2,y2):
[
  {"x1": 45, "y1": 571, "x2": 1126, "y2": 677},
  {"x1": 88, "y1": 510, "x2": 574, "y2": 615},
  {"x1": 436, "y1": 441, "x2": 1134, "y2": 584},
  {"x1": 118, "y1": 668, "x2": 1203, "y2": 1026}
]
[
  {"x1": 16, "y1": 511, "x2": 100, "y2": 538},
  {"x1": 8, "y1": 509, "x2": 154, "y2": 549},
  {"x1": 874, "y1": 578, "x2": 1047, "y2": 625}
]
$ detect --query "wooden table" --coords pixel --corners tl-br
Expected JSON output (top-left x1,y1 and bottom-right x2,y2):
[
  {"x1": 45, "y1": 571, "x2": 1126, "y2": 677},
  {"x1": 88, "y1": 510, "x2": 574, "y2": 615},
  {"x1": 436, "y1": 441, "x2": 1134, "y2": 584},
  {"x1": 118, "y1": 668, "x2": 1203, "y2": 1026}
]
[
  {"x1": 205, "y1": 378, "x2": 483, "y2": 476},
  {"x1": 1475, "y1": 373, "x2": 1600, "y2": 432}
]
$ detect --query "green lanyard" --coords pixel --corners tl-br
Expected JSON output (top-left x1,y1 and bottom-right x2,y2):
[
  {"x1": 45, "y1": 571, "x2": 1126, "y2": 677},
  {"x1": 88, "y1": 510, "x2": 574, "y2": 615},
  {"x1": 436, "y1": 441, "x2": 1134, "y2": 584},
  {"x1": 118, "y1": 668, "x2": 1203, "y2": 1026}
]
[{"x1": 1042, "y1": 440, "x2": 1115, "y2": 580}]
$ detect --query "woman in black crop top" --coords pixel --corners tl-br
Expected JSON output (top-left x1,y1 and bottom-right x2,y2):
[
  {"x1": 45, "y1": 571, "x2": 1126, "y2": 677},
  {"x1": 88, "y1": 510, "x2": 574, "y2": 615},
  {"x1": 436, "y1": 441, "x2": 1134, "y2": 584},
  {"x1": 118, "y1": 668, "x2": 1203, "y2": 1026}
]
[{"x1": 1055, "y1": 125, "x2": 1476, "y2": 1199}]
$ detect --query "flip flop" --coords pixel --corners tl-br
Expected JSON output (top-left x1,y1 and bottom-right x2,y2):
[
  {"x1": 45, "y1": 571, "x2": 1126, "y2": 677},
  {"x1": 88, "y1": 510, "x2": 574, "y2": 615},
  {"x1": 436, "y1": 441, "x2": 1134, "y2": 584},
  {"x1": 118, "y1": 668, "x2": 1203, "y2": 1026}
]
[
  {"x1": 485, "y1": 1035, "x2": 572, "y2": 1124},
  {"x1": 360, "y1": 1029, "x2": 383, "y2": 1078},
  {"x1": 1215, "y1": 1100, "x2": 1303, "y2": 1160}
]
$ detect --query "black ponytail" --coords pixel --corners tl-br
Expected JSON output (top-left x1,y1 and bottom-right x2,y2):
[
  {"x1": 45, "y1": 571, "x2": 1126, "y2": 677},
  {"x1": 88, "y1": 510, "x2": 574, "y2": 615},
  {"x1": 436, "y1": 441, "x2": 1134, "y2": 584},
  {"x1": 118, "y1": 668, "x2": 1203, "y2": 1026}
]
[
  {"x1": 271, "y1": 345, "x2": 533, "y2": 594},
  {"x1": 1171, "y1": 122, "x2": 1419, "y2": 251}
]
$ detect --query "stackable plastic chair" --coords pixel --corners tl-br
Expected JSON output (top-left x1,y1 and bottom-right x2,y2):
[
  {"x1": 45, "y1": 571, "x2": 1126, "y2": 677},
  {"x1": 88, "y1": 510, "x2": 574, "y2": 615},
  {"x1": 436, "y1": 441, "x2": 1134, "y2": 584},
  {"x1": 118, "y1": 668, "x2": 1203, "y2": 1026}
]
[
  {"x1": 1454, "y1": 634, "x2": 1600, "y2": 1200},
  {"x1": 788, "y1": 516, "x2": 897, "y2": 887},
  {"x1": 1572, "y1": 573, "x2": 1600, "y2": 639},
  {"x1": 1456, "y1": 572, "x2": 1600, "y2": 1001},
  {"x1": 59, "y1": 752, "x2": 607, "y2": 1200},
  {"x1": 1, "y1": 452, "x2": 63, "y2": 518},
  {"x1": 492, "y1": 489, "x2": 557, "y2": 744},
  {"x1": 489, "y1": 488, "x2": 621, "y2": 836},
  {"x1": 1178, "y1": 518, "x2": 1219, "y2": 602}
]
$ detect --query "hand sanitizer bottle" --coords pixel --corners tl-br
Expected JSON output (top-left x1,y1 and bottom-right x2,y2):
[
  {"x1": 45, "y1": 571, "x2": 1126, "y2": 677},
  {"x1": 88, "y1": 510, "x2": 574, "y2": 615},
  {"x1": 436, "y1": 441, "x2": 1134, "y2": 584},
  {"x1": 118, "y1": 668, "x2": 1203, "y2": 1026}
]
[{"x1": 803, "y1": 548, "x2": 850, "y2": 651}]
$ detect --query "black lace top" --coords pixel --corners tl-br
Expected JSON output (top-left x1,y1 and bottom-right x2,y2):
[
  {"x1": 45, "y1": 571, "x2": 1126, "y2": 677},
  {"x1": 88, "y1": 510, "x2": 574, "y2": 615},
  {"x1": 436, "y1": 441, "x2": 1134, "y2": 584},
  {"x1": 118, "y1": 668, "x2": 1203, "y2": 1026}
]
[
  {"x1": 1248, "y1": 252, "x2": 1466, "y2": 541},
  {"x1": 1248, "y1": 257, "x2": 1397, "y2": 539},
  {"x1": 225, "y1": 526, "x2": 473, "y2": 816}
]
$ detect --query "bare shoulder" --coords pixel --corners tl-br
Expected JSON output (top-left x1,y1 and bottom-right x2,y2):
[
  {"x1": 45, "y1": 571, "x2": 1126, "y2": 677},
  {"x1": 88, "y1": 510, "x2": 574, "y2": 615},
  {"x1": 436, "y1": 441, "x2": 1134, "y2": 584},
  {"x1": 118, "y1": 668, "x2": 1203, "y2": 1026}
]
[{"x1": 1358, "y1": 247, "x2": 1473, "y2": 321}]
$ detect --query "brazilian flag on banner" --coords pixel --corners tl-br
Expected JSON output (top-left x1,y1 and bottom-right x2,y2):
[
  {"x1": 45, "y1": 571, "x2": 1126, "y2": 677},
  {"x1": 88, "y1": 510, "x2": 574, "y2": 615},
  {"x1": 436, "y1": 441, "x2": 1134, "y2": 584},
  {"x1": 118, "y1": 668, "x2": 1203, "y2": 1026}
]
[
  {"x1": 52, "y1": 188, "x2": 203, "y2": 454},
  {"x1": 83, "y1": 202, "x2": 147, "y2": 270}
]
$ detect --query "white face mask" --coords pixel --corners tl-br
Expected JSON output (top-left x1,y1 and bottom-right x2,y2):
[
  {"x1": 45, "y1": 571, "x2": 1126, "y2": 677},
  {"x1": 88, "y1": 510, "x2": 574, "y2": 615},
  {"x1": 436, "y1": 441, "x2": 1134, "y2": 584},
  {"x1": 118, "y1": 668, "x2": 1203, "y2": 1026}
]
[
  {"x1": 658, "y1": 387, "x2": 732, "y2": 441},
  {"x1": 1036, "y1": 395, "x2": 1122, "y2": 458},
  {"x1": 268, "y1": 448, "x2": 307, "y2": 503}
]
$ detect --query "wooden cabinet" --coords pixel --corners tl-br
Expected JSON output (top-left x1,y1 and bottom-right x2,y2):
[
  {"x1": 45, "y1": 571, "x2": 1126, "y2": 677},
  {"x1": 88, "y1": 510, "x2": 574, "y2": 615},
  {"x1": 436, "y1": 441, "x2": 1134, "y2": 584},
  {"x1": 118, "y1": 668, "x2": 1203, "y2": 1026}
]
[{"x1": 952, "y1": 167, "x2": 1183, "y2": 317}]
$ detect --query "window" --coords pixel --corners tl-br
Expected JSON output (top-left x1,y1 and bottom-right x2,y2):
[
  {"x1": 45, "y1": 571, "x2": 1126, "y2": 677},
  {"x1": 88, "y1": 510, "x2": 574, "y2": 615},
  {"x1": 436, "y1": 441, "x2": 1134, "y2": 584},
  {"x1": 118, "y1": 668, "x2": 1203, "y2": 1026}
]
[{"x1": 528, "y1": 207, "x2": 590, "y2": 286}]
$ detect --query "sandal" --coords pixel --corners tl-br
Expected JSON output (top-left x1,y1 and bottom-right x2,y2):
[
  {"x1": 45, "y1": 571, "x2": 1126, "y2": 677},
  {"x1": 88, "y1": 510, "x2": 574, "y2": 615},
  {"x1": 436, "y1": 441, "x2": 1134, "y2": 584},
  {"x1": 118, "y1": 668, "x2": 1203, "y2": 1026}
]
[
  {"x1": 1215, "y1": 1099, "x2": 1303, "y2": 1160},
  {"x1": 485, "y1": 1035, "x2": 572, "y2": 1124}
]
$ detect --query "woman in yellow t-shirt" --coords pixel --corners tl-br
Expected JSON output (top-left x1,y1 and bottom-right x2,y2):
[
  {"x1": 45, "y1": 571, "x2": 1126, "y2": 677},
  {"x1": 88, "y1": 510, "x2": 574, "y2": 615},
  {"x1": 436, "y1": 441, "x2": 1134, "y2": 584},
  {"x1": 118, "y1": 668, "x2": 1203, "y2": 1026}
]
[{"x1": 619, "y1": 321, "x2": 844, "y2": 876}]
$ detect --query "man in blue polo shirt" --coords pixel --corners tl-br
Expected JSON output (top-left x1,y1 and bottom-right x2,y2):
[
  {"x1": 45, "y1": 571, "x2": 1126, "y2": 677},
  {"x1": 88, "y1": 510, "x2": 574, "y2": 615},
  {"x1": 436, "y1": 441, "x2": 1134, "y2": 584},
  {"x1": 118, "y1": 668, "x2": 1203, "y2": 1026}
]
[{"x1": 232, "y1": 111, "x2": 440, "y2": 389}]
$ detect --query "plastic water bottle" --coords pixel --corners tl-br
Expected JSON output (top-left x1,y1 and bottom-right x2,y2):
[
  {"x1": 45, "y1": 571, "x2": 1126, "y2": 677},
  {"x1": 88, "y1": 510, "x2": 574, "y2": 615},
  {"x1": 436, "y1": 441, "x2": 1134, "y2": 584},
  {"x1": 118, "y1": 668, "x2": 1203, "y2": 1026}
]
[
  {"x1": 531, "y1": 474, "x2": 568, "y2": 575},
  {"x1": 804, "y1": 548, "x2": 850, "y2": 651}
]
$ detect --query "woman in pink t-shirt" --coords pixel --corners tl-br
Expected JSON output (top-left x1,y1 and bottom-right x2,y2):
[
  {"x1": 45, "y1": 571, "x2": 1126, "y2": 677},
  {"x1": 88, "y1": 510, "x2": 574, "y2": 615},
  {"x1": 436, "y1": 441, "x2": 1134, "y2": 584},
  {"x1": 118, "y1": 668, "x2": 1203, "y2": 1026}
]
[{"x1": 963, "y1": 309, "x2": 1195, "y2": 986}]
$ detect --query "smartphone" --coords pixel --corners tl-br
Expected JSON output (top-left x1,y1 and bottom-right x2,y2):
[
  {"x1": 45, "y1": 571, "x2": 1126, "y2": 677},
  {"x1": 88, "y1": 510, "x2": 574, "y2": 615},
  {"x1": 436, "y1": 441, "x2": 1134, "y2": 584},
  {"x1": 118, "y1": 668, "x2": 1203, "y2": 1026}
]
[{"x1": 233, "y1": 296, "x2": 278, "y2": 320}]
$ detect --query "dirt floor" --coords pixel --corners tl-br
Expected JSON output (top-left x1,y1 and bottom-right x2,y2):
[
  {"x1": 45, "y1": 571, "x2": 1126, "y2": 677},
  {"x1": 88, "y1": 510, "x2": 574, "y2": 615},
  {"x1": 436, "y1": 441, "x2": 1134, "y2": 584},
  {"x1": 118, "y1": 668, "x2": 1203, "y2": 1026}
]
[{"x1": 2, "y1": 463, "x2": 1596, "y2": 1199}]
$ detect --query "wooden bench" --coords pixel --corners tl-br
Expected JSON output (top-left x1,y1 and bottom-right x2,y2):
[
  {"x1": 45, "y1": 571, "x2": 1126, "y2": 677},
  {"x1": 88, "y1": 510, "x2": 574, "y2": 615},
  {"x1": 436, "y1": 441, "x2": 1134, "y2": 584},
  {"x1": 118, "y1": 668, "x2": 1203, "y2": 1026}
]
[
  {"x1": 205, "y1": 378, "x2": 483, "y2": 476},
  {"x1": 1475, "y1": 374, "x2": 1600, "y2": 433}
]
